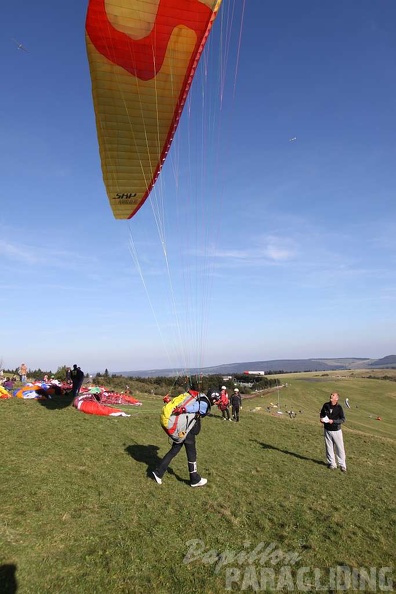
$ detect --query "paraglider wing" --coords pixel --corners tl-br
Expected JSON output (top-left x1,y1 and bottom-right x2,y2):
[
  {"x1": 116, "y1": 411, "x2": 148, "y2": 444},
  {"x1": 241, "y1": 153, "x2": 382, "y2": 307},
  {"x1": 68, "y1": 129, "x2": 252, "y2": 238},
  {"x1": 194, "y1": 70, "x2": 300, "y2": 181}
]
[
  {"x1": 86, "y1": 0, "x2": 223, "y2": 219},
  {"x1": 73, "y1": 395, "x2": 130, "y2": 416}
]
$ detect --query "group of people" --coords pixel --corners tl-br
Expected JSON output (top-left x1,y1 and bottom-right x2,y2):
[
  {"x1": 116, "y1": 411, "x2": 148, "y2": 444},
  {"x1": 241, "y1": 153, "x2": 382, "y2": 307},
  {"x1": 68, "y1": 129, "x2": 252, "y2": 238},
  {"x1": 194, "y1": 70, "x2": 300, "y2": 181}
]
[
  {"x1": 1, "y1": 363, "x2": 85, "y2": 399},
  {"x1": 0, "y1": 363, "x2": 28, "y2": 384},
  {"x1": 3, "y1": 360, "x2": 347, "y2": 485},
  {"x1": 0, "y1": 376, "x2": 16, "y2": 390},
  {"x1": 152, "y1": 388, "x2": 348, "y2": 488},
  {"x1": 215, "y1": 386, "x2": 242, "y2": 422},
  {"x1": 0, "y1": 363, "x2": 27, "y2": 388}
]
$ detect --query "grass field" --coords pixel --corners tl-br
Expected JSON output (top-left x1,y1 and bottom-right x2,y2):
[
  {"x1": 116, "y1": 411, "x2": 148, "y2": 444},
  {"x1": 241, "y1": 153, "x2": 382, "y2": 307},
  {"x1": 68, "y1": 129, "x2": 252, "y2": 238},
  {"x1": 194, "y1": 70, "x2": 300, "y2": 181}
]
[{"x1": 0, "y1": 373, "x2": 395, "y2": 593}]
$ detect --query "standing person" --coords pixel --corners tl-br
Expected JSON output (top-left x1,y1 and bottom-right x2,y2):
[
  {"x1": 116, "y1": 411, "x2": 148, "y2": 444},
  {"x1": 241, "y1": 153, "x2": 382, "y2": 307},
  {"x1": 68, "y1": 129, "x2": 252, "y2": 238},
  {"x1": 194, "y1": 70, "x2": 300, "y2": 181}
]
[
  {"x1": 19, "y1": 363, "x2": 28, "y2": 383},
  {"x1": 70, "y1": 364, "x2": 84, "y2": 397},
  {"x1": 230, "y1": 388, "x2": 242, "y2": 422},
  {"x1": 218, "y1": 386, "x2": 231, "y2": 420},
  {"x1": 320, "y1": 392, "x2": 347, "y2": 472},
  {"x1": 152, "y1": 390, "x2": 220, "y2": 487}
]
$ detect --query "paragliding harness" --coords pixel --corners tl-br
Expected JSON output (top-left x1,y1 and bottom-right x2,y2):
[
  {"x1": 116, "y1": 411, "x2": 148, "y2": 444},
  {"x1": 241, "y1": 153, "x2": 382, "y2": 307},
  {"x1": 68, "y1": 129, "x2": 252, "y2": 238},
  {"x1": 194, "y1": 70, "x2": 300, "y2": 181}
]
[{"x1": 160, "y1": 390, "x2": 211, "y2": 444}]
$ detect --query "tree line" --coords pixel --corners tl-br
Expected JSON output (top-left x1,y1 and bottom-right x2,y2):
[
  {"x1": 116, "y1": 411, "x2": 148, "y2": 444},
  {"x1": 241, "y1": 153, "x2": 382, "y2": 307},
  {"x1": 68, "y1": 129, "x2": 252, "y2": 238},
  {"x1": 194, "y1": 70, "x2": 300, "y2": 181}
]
[{"x1": 2, "y1": 365, "x2": 280, "y2": 395}]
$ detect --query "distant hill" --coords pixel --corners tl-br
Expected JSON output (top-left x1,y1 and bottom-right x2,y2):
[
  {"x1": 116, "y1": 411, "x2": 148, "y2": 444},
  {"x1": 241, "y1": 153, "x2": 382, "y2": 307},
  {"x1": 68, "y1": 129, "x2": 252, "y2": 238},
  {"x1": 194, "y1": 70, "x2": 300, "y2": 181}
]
[
  {"x1": 367, "y1": 355, "x2": 396, "y2": 368},
  {"x1": 115, "y1": 355, "x2": 396, "y2": 377}
]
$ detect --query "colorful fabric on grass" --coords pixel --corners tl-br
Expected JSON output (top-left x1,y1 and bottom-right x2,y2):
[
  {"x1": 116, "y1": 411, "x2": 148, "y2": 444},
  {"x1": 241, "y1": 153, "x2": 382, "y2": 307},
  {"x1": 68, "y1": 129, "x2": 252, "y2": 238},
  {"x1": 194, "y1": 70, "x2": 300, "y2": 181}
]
[{"x1": 73, "y1": 394, "x2": 131, "y2": 417}]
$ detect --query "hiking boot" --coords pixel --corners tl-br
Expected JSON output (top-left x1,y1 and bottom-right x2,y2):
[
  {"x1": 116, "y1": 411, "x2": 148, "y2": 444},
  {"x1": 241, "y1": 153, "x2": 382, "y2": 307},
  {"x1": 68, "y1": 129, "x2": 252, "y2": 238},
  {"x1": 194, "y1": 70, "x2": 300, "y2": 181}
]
[
  {"x1": 191, "y1": 478, "x2": 207, "y2": 488},
  {"x1": 152, "y1": 471, "x2": 162, "y2": 485}
]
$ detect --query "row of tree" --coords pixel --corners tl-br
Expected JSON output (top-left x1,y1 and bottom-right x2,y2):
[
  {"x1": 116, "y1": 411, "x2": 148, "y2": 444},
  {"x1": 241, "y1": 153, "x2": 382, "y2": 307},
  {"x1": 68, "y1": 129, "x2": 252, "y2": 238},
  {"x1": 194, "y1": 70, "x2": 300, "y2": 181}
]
[
  {"x1": 90, "y1": 372, "x2": 280, "y2": 396},
  {"x1": 1, "y1": 365, "x2": 280, "y2": 395}
]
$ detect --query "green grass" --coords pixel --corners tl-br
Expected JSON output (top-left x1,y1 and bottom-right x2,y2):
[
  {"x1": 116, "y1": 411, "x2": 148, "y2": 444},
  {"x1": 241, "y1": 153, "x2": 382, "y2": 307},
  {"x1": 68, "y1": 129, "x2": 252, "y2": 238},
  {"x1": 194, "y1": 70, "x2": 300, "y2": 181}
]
[{"x1": 0, "y1": 377, "x2": 395, "y2": 593}]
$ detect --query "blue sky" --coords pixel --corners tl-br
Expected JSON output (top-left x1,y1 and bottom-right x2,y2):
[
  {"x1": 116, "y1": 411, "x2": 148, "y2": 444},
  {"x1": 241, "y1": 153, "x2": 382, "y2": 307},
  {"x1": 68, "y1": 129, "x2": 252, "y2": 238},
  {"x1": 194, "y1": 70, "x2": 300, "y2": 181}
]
[{"x1": 1, "y1": 1, "x2": 395, "y2": 373}]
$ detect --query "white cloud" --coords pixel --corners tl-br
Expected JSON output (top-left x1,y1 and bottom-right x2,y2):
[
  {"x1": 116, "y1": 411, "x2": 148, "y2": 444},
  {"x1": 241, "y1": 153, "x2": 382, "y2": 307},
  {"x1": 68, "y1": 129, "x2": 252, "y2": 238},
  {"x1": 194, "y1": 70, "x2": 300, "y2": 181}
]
[
  {"x1": 0, "y1": 236, "x2": 96, "y2": 270},
  {"x1": 0, "y1": 239, "x2": 39, "y2": 264},
  {"x1": 197, "y1": 235, "x2": 298, "y2": 266}
]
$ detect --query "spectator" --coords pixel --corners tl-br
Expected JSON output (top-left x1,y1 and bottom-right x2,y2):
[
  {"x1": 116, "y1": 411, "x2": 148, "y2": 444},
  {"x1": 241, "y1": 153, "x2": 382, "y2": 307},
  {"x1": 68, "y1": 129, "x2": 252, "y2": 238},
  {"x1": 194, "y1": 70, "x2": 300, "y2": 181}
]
[
  {"x1": 70, "y1": 364, "x2": 84, "y2": 397},
  {"x1": 230, "y1": 388, "x2": 242, "y2": 422},
  {"x1": 217, "y1": 386, "x2": 231, "y2": 421},
  {"x1": 320, "y1": 392, "x2": 347, "y2": 472},
  {"x1": 19, "y1": 363, "x2": 28, "y2": 383}
]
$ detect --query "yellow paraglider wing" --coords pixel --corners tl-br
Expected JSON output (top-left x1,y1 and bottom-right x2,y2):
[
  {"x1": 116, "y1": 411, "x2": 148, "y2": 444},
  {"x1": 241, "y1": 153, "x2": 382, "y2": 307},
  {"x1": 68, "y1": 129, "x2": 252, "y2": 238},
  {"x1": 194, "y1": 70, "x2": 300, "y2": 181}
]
[{"x1": 86, "y1": 0, "x2": 222, "y2": 219}]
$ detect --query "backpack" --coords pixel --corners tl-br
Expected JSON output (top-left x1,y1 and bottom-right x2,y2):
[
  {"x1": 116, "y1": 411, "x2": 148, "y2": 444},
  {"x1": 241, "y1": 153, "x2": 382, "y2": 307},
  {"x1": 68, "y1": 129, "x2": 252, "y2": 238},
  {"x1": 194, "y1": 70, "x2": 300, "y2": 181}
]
[{"x1": 160, "y1": 391, "x2": 200, "y2": 443}]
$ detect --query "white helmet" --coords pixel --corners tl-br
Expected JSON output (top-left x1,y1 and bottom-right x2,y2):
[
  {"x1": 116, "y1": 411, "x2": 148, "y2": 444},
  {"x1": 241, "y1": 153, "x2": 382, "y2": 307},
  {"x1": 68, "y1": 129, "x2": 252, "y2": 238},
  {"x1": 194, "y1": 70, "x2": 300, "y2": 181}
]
[
  {"x1": 221, "y1": 386, "x2": 226, "y2": 390},
  {"x1": 234, "y1": 388, "x2": 239, "y2": 392}
]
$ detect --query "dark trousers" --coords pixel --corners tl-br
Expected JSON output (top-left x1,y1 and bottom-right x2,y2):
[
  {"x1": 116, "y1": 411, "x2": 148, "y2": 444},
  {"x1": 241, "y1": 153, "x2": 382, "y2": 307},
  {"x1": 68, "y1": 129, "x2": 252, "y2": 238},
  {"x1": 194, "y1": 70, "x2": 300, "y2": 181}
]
[
  {"x1": 221, "y1": 408, "x2": 230, "y2": 420},
  {"x1": 155, "y1": 432, "x2": 201, "y2": 484},
  {"x1": 72, "y1": 381, "x2": 83, "y2": 397},
  {"x1": 232, "y1": 406, "x2": 240, "y2": 421}
]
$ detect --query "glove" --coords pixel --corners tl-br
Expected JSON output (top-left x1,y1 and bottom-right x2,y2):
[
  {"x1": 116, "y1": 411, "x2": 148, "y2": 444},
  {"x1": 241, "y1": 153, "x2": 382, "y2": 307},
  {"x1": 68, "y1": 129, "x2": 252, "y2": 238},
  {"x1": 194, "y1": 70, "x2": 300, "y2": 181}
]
[{"x1": 173, "y1": 406, "x2": 186, "y2": 415}]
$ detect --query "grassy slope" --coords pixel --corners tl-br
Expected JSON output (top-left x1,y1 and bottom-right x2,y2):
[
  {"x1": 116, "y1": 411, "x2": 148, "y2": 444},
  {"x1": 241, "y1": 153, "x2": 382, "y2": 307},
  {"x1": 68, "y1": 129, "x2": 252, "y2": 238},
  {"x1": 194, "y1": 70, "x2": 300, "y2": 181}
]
[{"x1": 0, "y1": 376, "x2": 395, "y2": 593}]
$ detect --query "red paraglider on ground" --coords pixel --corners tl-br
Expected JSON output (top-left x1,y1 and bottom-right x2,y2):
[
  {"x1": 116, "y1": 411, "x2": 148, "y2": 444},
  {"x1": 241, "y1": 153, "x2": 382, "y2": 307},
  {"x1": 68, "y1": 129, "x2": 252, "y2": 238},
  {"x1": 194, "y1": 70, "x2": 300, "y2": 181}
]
[{"x1": 73, "y1": 386, "x2": 142, "y2": 417}]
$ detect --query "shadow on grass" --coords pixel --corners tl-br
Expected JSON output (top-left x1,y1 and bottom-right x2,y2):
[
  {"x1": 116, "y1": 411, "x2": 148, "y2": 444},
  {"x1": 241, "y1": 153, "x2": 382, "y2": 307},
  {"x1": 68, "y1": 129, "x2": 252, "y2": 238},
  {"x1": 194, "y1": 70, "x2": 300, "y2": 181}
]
[
  {"x1": 252, "y1": 439, "x2": 326, "y2": 466},
  {"x1": 36, "y1": 391, "x2": 75, "y2": 410},
  {"x1": 0, "y1": 564, "x2": 18, "y2": 594},
  {"x1": 125, "y1": 443, "x2": 189, "y2": 485},
  {"x1": 208, "y1": 412, "x2": 232, "y2": 422}
]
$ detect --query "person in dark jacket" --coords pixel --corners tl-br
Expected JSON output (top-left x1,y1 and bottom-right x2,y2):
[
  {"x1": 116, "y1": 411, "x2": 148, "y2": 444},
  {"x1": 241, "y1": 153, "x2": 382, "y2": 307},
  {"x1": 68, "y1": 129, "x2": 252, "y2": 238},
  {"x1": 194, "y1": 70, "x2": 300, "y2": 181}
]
[
  {"x1": 70, "y1": 364, "x2": 84, "y2": 397},
  {"x1": 320, "y1": 392, "x2": 346, "y2": 472},
  {"x1": 230, "y1": 388, "x2": 242, "y2": 422}
]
